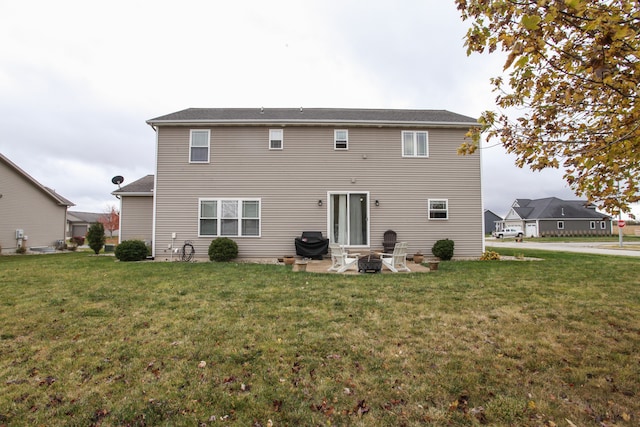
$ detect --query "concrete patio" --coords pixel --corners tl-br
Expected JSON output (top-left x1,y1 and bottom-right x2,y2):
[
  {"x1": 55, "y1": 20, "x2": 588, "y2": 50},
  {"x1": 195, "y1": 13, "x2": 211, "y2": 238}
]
[{"x1": 290, "y1": 258, "x2": 433, "y2": 274}]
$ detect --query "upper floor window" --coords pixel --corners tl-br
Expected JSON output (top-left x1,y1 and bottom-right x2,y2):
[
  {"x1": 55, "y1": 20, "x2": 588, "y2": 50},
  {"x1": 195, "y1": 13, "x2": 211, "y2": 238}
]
[
  {"x1": 190, "y1": 130, "x2": 210, "y2": 163},
  {"x1": 402, "y1": 131, "x2": 428, "y2": 157},
  {"x1": 334, "y1": 129, "x2": 348, "y2": 150},
  {"x1": 428, "y1": 199, "x2": 448, "y2": 220},
  {"x1": 199, "y1": 198, "x2": 261, "y2": 237},
  {"x1": 269, "y1": 129, "x2": 283, "y2": 150}
]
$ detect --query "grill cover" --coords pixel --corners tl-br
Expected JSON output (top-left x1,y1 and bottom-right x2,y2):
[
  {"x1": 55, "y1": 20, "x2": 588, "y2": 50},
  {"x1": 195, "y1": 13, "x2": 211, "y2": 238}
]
[{"x1": 295, "y1": 231, "x2": 329, "y2": 259}]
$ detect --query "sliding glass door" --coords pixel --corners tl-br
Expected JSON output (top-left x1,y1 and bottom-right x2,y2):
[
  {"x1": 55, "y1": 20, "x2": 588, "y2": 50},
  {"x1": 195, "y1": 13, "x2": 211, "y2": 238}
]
[{"x1": 329, "y1": 192, "x2": 369, "y2": 246}]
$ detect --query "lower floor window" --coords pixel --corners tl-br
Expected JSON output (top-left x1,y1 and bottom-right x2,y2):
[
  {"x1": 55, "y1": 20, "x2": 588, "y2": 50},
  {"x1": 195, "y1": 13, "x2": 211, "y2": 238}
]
[
  {"x1": 199, "y1": 198, "x2": 260, "y2": 237},
  {"x1": 557, "y1": 221, "x2": 565, "y2": 230}
]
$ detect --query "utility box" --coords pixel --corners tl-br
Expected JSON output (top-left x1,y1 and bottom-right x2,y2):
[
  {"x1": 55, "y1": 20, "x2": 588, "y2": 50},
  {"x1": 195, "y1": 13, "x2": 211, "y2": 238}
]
[{"x1": 15, "y1": 229, "x2": 24, "y2": 239}]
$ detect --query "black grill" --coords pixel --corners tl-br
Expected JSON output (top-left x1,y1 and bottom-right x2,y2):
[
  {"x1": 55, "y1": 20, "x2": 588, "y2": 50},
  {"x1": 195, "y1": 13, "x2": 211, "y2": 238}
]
[{"x1": 294, "y1": 231, "x2": 329, "y2": 259}]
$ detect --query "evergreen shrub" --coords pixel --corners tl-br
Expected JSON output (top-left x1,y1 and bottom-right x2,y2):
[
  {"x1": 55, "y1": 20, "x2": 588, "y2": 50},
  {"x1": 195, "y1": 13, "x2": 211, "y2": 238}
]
[
  {"x1": 87, "y1": 223, "x2": 106, "y2": 254},
  {"x1": 115, "y1": 240, "x2": 148, "y2": 262},
  {"x1": 432, "y1": 239, "x2": 454, "y2": 260},
  {"x1": 208, "y1": 237, "x2": 238, "y2": 262}
]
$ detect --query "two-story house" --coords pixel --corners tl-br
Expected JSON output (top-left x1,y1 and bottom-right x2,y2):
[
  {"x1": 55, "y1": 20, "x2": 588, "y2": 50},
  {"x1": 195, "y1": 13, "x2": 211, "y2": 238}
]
[{"x1": 144, "y1": 108, "x2": 483, "y2": 261}]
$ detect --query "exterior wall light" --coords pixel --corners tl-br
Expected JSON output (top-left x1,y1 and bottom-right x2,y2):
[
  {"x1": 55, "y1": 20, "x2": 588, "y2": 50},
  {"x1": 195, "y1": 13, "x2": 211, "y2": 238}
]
[
  {"x1": 375, "y1": 200, "x2": 380, "y2": 206},
  {"x1": 318, "y1": 199, "x2": 323, "y2": 206}
]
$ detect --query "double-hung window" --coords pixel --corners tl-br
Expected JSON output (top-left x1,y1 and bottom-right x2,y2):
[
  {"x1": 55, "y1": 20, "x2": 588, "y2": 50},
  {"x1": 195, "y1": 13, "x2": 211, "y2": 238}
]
[
  {"x1": 199, "y1": 198, "x2": 260, "y2": 237},
  {"x1": 428, "y1": 199, "x2": 448, "y2": 220},
  {"x1": 402, "y1": 131, "x2": 428, "y2": 157},
  {"x1": 269, "y1": 129, "x2": 283, "y2": 150},
  {"x1": 334, "y1": 129, "x2": 348, "y2": 150},
  {"x1": 190, "y1": 130, "x2": 210, "y2": 163}
]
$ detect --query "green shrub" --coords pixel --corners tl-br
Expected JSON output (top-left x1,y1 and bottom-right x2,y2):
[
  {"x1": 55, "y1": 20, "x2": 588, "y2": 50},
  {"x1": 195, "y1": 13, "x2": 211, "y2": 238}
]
[
  {"x1": 432, "y1": 239, "x2": 454, "y2": 260},
  {"x1": 208, "y1": 237, "x2": 238, "y2": 262},
  {"x1": 86, "y1": 223, "x2": 106, "y2": 254},
  {"x1": 15, "y1": 245, "x2": 26, "y2": 254},
  {"x1": 114, "y1": 240, "x2": 148, "y2": 262}
]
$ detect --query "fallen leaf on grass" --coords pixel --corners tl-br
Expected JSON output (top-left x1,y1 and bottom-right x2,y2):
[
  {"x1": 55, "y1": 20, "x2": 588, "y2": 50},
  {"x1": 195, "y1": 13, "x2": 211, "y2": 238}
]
[
  {"x1": 344, "y1": 399, "x2": 371, "y2": 417},
  {"x1": 311, "y1": 398, "x2": 334, "y2": 417},
  {"x1": 198, "y1": 361, "x2": 206, "y2": 368},
  {"x1": 39, "y1": 376, "x2": 56, "y2": 386}
]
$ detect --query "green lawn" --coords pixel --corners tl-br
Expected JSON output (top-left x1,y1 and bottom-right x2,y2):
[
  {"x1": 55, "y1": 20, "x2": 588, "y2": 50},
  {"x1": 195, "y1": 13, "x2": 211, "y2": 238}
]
[{"x1": 1, "y1": 250, "x2": 638, "y2": 426}]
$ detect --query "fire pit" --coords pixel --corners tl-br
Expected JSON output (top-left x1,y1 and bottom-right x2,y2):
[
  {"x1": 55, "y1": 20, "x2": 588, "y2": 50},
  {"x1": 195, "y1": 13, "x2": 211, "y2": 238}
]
[{"x1": 358, "y1": 253, "x2": 382, "y2": 273}]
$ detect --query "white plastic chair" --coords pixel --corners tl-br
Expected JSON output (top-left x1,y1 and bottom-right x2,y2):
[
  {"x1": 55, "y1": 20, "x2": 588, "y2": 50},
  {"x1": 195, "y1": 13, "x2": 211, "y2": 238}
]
[
  {"x1": 380, "y1": 242, "x2": 410, "y2": 272},
  {"x1": 327, "y1": 244, "x2": 360, "y2": 273}
]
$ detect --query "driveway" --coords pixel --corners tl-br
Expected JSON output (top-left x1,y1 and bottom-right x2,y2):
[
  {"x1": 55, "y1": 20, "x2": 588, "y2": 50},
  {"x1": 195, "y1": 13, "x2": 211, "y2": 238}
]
[{"x1": 486, "y1": 238, "x2": 640, "y2": 257}]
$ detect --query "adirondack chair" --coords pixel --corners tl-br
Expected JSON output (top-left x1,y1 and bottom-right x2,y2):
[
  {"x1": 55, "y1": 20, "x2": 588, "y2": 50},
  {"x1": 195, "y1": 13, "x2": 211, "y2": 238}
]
[
  {"x1": 382, "y1": 229, "x2": 397, "y2": 253},
  {"x1": 380, "y1": 241, "x2": 410, "y2": 272},
  {"x1": 327, "y1": 243, "x2": 360, "y2": 273}
]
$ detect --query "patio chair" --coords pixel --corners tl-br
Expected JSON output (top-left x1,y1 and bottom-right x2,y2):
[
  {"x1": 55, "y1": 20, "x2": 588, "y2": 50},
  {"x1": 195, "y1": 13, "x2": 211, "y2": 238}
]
[
  {"x1": 380, "y1": 241, "x2": 411, "y2": 272},
  {"x1": 327, "y1": 243, "x2": 360, "y2": 273},
  {"x1": 382, "y1": 229, "x2": 397, "y2": 253}
]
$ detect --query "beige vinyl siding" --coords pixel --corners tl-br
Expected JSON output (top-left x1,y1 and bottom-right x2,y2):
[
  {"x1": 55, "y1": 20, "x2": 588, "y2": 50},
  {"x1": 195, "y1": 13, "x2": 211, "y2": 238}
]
[
  {"x1": 0, "y1": 161, "x2": 67, "y2": 252},
  {"x1": 120, "y1": 196, "x2": 153, "y2": 243},
  {"x1": 153, "y1": 125, "x2": 482, "y2": 260}
]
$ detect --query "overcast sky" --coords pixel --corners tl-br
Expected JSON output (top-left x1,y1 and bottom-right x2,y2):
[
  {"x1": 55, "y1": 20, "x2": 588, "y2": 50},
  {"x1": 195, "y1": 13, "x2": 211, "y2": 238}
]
[{"x1": 4, "y1": 0, "x2": 631, "y2": 219}]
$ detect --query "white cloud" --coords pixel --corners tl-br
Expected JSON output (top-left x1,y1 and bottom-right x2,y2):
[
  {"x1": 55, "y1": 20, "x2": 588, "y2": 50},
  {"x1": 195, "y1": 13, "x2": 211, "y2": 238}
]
[{"x1": 0, "y1": 0, "x2": 578, "y2": 213}]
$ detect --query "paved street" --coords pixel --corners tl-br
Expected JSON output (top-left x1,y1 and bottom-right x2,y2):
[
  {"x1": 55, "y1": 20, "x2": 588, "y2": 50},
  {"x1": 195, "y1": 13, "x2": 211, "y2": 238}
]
[{"x1": 486, "y1": 238, "x2": 640, "y2": 257}]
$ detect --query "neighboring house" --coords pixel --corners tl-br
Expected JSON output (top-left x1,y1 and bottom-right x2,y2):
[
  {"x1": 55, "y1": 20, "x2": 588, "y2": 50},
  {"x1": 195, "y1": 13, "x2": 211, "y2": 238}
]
[
  {"x1": 0, "y1": 153, "x2": 74, "y2": 253},
  {"x1": 500, "y1": 197, "x2": 612, "y2": 237},
  {"x1": 484, "y1": 209, "x2": 502, "y2": 235},
  {"x1": 111, "y1": 174, "x2": 154, "y2": 244},
  {"x1": 143, "y1": 107, "x2": 483, "y2": 261},
  {"x1": 67, "y1": 211, "x2": 105, "y2": 238}
]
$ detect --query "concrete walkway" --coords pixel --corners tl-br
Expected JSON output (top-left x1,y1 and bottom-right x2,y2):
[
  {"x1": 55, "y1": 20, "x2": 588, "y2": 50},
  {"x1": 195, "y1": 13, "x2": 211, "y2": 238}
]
[{"x1": 486, "y1": 238, "x2": 640, "y2": 257}]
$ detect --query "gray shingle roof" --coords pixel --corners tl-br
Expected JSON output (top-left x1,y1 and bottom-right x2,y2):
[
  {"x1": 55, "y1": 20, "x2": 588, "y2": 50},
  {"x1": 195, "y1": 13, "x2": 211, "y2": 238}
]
[
  {"x1": 67, "y1": 211, "x2": 104, "y2": 223},
  {"x1": 513, "y1": 197, "x2": 609, "y2": 220},
  {"x1": 147, "y1": 108, "x2": 479, "y2": 127},
  {"x1": 112, "y1": 174, "x2": 154, "y2": 195}
]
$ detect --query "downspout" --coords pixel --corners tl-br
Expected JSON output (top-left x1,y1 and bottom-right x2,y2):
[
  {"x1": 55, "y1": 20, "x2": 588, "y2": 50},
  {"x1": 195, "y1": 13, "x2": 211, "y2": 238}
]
[{"x1": 150, "y1": 124, "x2": 159, "y2": 260}]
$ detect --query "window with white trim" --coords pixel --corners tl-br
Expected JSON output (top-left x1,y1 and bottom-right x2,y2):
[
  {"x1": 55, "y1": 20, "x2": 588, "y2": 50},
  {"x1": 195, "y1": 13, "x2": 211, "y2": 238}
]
[
  {"x1": 190, "y1": 130, "x2": 210, "y2": 163},
  {"x1": 428, "y1": 199, "x2": 448, "y2": 220},
  {"x1": 590, "y1": 221, "x2": 596, "y2": 229},
  {"x1": 402, "y1": 131, "x2": 428, "y2": 157},
  {"x1": 199, "y1": 198, "x2": 260, "y2": 237},
  {"x1": 269, "y1": 129, "x2": 283, "y2": 150},
  {"x1": 600, "y1": 221, "x2": 606, "y2": 229},
  {"x1": 334, "y1": 129, "x2": 348, "y2": 150},
  {"x1": 557, "y1": 221, "x2": 565, "y2": 229}
]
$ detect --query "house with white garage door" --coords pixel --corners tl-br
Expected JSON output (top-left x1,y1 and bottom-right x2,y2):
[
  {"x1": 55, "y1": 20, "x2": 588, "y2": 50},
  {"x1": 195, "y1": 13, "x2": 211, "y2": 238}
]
[{"x1": 500, "y1": 197, "x2": 612, "y2": 237}]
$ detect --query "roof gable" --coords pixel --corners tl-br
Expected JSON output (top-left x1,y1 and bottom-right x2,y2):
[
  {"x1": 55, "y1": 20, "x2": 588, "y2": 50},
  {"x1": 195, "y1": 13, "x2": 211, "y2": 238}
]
[{"x1": 0, "y1": 153, "x2": 74, "y2": 207}]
